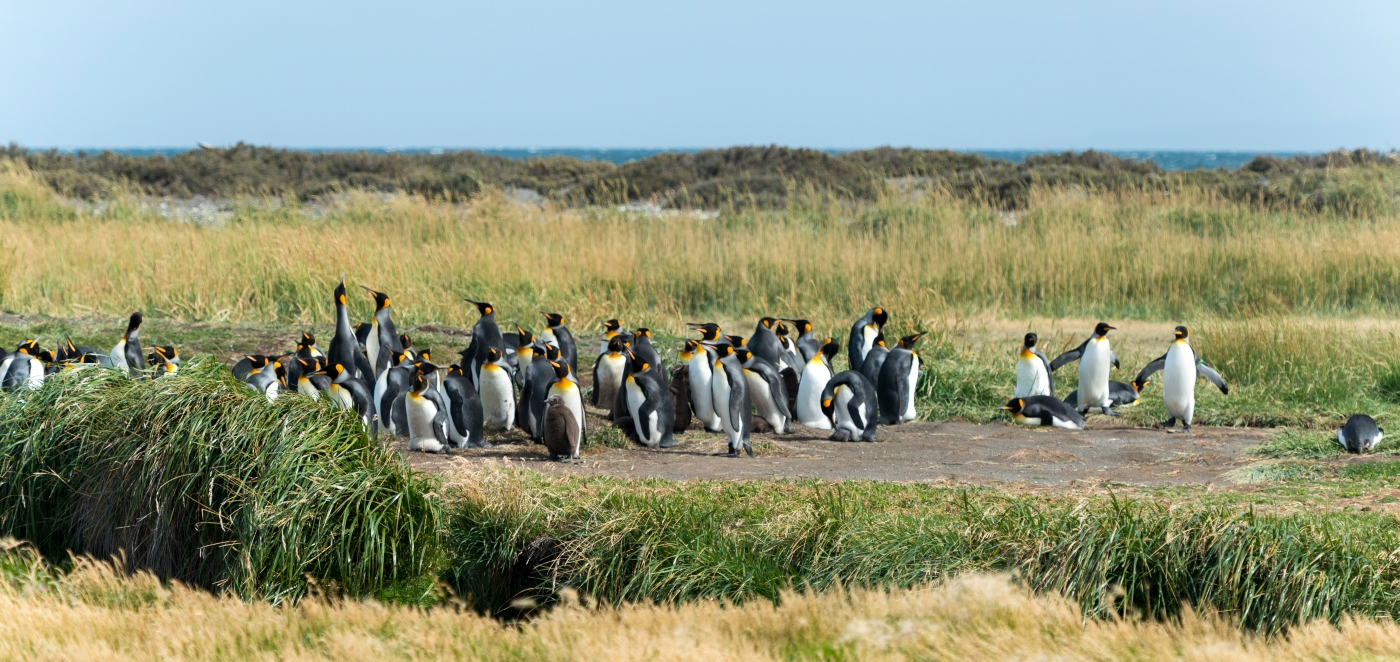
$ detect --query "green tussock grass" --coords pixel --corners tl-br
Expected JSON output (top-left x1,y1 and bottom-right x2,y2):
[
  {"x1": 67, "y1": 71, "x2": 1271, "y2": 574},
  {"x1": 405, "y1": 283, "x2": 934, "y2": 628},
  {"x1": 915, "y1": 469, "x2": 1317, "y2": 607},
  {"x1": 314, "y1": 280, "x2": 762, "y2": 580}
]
[
  {"x1": 0, "y1": 359, "x2": 442, "y2": 602},
  {"x1": 443, "y1": 470, "x2": 1400, "y2": 632}
]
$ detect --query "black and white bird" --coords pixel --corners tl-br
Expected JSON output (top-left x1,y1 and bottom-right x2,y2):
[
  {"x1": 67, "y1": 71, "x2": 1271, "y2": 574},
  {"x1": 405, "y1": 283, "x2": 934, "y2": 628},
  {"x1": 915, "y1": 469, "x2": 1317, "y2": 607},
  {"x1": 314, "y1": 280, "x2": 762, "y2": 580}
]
[
  {"x1": 1002, "y1": 396, "x2": 1085, "y2": 430},
  {"x1": 847, "y1": 307, "x2": 888, "y2": 374},
  {"x1": 820, "y1": 370, "x2": 879, "y2": 442},
  {"x1": 1050, "y1": 322, "x2": 1120, "y2": 416},
  {"x1": 1134, "y1": 326, "x2": 1228, "y2": 434},
  {"x1": 1338, "y1": 414, "x2": 1384, "y2": 454},
  {"x1": 1014, "y1": 333, "x2": 1054, "y2": 398}
]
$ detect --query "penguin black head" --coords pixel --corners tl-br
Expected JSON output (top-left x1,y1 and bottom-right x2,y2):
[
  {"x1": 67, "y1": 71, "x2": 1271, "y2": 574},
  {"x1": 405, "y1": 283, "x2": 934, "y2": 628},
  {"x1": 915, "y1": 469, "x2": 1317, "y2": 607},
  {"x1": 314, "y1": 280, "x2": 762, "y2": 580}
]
[
  {"x1": 298, "y1": 332, "x2": 317, "y2": 352},
  {"x1": 415, "y1": 361, "x2": 439, "y2": 376},
  {"x1": 633, "y1": 328, "x2": 651, "y2": 341},
  {"x1": 550, "y1": 361, "x2": 570, "y2": 380},
  {"x1": 629, "y1": 353, "x2": 652, "y2": 373},
  {"x1": 820, "y1": 337, "x2": 840, "y2": 359},
  {"x1": 334, "y1": 276, "x2": 348, "y2": 307},
  {"x1": 410, "y1": 362, "x2": 438, "y2": 393},
  {"x1": 1001, "y1": 398, "x2": 1025, "y2": 415},
  {"x1": 16, "y1": 339, "x2": 41, "y2": 356},
  {"x1": 775, "y1": 322, "x2": 790, "y2": 338},
  {"x1": 874, "y1": 333, "x2": 887, "y2": 349},
  {"x1": 724, "y1": 334, "x2": 746, "y2": 347},
  {"x1": 35, "y1": 348, "x2": 55, "y2": 363},
  {"x1": 679, "y1": 338, "x2": 700, "y2": 358},
  {"x1": 785, "y1": 319, "x2": 813, "y2": 336},
  {"x1": 897, "y1": 333, "x2": 925, "y2": 350},
  {"x1": 399, "y1": 333, "x2": 413, "y2": 350},
  {"x1": 609, "y1": 336, "x2": 630, "y2": 355},
  {"x1": 759, "y1": 317, "x2": 777, "y2": 329},
  {"x1": 1094, "y1": 322, "x2": 1116, "y2": 337},
  {"x1": 124, "y1": 312, "x2": 143, "y2": 339},
  {"x1": 516, "y1": 325, "x2": 535, "y2": 347},
  {"x1": 706, "y1": 342, "x2": 734, "y2": 360},
  {"x1": 821, "y1": 393, "x2": 837, "y2": 421},
  {"x1": 544, "y1": 344, "x2": 560, "y2": 361},
  {"x1": 417, "y1": 347, "x2": 432, "y2": 362},
  {"x1": 389, "y1": 349, "x2": 409, "y2": 367},
  {"x1": 56, "y1": 336, "x2": 79, "y2": 362},
  {"x1": 465, "y1": 299, "x2": 494, "y2": 317},
  {"x1": 1023, "y1": 333, "x2": 1038, "y2": 348},
  {"x1": 359, "y1": 286, "x2": 390, "y2": 312},
  {"x1": 485, "y1": 347, "x2": 503, "y2": 363},
  {"x1": 688, "y1": 322, "x2": 722, "y2": 341},
  {"x1": 871, "y1": 308, "x2": 888, "y2": 327},
  {"x1": 296, "y1": 357, "x2": 323, "y2": 374},
  {"x1": 447, "y1": 364, "x2": 465, "y2": 377},
  {"x1": 245, "y1": 354, "x2": 273, "y2": 369},
  {"x1": 734, "y1": 348, "x2": 752, "y2": 363},
  {"x1": 602, "y1": 319, "x2": 621, "y2": 333},
  {"x1": 1132, "y1": 378, "x2": 1150, "y2": 394},
  {"x1": 151, "y1": 345, "x2": 180, "y2": 363},
  {"x1": 541, "y1": 312, "x2": 566, "y2": 328},
  {"x1": 1174, "y1": 326, "x2": 1189, "y2": 340}
]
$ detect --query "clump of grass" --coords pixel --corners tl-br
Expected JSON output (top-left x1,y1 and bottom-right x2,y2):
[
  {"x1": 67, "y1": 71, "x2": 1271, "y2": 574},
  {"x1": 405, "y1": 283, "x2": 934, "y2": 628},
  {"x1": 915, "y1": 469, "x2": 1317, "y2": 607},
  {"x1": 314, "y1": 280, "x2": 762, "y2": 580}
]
[
  {"x1": 0, "y1": 359, "x2": 441, "y2": 602},
  {"x1": 443, "y1": 470, "x2": 1400, "y2": 632},
  {"x1": 1251, "y1": 429, "x2": 1343, "y2": 459}
]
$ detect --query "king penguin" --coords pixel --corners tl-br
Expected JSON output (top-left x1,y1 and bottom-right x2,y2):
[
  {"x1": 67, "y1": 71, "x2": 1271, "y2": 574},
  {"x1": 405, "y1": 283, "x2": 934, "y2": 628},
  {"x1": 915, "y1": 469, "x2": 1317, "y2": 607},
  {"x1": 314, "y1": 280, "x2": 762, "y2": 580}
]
[
  {"x1": 328, "y1": 275, "x2": 362, "y2": 380},
  {"x1": 478, "y1": 346, "x2": 516, "y2": 431},
  {"x1": 147, "y1": 346, "x2": 180, "y2": 377},
  {"x1": 749, "y1": 317, "x2": 789, "y2": 372},
  {"x1": 776, "y1": 322, "x2": 804, "y2": 376},
  {"x1": 858, "y1": 334, "x2": 888, "y2": 387},
  {"x1": 546, "y1": 360, "x2": 587, "y2": 446},
  {"x1": 735, "y1": 347, "x2": 791, "y2": 434},
  {"x1": 540, "y1": 312, "x2": 578, "y2": 378},
  {"x1": 1, "y1": 340, "x2": 47, "y2": 391},
  {"x1": 323, "y1": 360, "x2": 374, "y2": 427},
  {"x1": 684, "y1": 338, "x2": 723, "y2": 433},
  {"x1": 404, "y1": 362, "x2": 450, "y2": 454},
  {"x1": 443, "y1": 364, "x2": 488, "y2": 448},
  {"x1": 820, "y1": 370, "x2": 879, "y2": 442},
  {"x1": 110, "y1": 311, "x2": 146, "y2": 376},
  {"x1": 543, "y1": 394, "x2": 582, "y2": 462},
  {"x1": 511, "y1": 326, "x2": 536, "y2": 389},
  {"x1": 1014, "y1": 333, "x2": 1055, "y2": 398},
  {"x1": 1133, "y1": 326, "x2": 1228, "y2": 433},
  {"x1": 361, "y1": 286, "x2": 403, "y2": 378},
  {"x1": 795, "y1": 337, "x2": 840, "y2": 429},
  {"x1": 524, "y1": 343, "x2": 560, "y2": 438},
  {"x1": 1338, "y1": 414, "x2": 1384, "y2": 454},
  {"x1": 1002, "y1": 396, "x2": 1086, "y2": 430},
  {"x1": 295, "y1": 357, "x2": 330, "y2": 400},
  {"x1": 592, "y1": 335, "x2": 629, "y2": 409},
  {"x1": 877, "y1": 333, "x2": 926, "y2": 426},
  {"x1": 463, "y1": 299, "x2": 503, "y2": 390},
  {"x1": 847, "y1": 307, "x2": 888, "y2": 374},
  {"x1": 786, "y1": 319, "x2": 822, "y2": 369},
  {"x1": 706, "y1": 343, "x2": 752, "y2": 457},
  {"x1": 243, "y1": 356, "x2": 281, "y2": 402},
  {"x1": 621, "y1": 352, "x2": 677, "y2": 449},
  {"x1": 599, "y1": 319, "x2": 629, "y2": 355},
  {"x1": 1050, "y1": 322, "x2": 1121, "y2": 416}
]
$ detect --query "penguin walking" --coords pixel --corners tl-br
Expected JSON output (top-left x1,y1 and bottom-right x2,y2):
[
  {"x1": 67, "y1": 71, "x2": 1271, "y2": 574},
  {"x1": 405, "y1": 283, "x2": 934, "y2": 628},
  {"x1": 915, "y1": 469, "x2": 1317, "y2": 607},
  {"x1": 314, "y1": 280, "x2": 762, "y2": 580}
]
[
  {"x1": 706, "y1": 344, "x2": 752, "y2": 457},
  {"x1": 479, "y1": 347, "x2": 516, "y2": 431},
  {"x1": 749, "y1": 317, "x2": 789, "y2": 372},
  {"x1": 443, "y1": 364, "x2": 488, "y2": 448},
  {"x1": 847, "y1": 307, "x2": 888, "y2": 374},
  {"x1": 796, "y1": 337, "x2": 840, "y2": 429},
  {"x1": 405, "y1": 362, "x2": 450, "y2": 454},
  {"x1": 621, "y1": 353, "x2": 677, "y2": 449},
  {"x1": 464, "y1": 299, "x2": 503, "y2": 389},
  {"x1": 110, "y1": 312, "x2": 146, "y2": 376},
  {"x1": 858, "y1": 334, "x2": 888, "y2": 387},
  {"x1": 543, "y1": 394, "x2": 582, "y2": 462},
  {"x1": 736, "y1": 348, "x2": 791, "y2": 434},
  {"x1": 1050, "y1": 323, "x2": 1121, "y2": 416},
  {"x1": 1063, "y1": 379, "x2": 1147, "y2": 410},
  {"x1": 1338, "y1": 414, "x2": 1384, "y2": 454},
  {"x1": 1002, "y1": 396, "x2": 1086, "y2": 430},
  {"x1": 683, "y1": 339, "x2": 723, "y2": 433},
  {"x1": 1133, "y1": 326, "x2": 1228, "y2": 434},
  {"x1": 877, "y1": 333, "x2": 925, "y2": 426},
  {"x1": 592, "y1": 335, "x2": 629, "y2": 410},
  {"x1": 820, "y1": 370, "x2": 879, "y2": 442},
  {"x1": 540, "y1": 312, "x2": 578, "y2": 378},
  {"x1": 598, "y1": 319, "x2": 629, "y2": 355},
  {"x1": 328, "y1": 276, "x2": 363, "y2": 380},
  {"x1": 547, "y1": 360, "x2": 587, "y2": 445},
  {"x1": 1014, "y1": 333, "x2": 1054, "y2": 398},
  {"x1": 360, "y1": 286, "x2": 403, "y2": 378}
]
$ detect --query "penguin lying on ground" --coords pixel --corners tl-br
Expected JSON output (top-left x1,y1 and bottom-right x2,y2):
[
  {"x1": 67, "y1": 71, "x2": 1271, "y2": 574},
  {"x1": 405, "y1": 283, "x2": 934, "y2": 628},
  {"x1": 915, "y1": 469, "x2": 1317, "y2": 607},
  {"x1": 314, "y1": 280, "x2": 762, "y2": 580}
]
[
  {"x1": 543, "y1": 394, "x2": 582, "y2": 462},
  {"x1": 821, "y1": 370, "x2": 879, "y2": 442},
  {"x1": 147, "y1": 346, "x2": 180, "y2": 376},
  {"x1": 0, "y1": 340, "x2": 48, "y2": 391},
  {"x1": 1003, "y1": 396, "x2": 1086, "y2": 430},
  {"x1": 1133, "y1": 326, "x2": 1228, "y2": 434},
  {"x1": 1062, "y1": 379, "x2": 1146, "y2": 410},
  {"x1": 1338, "y1": 414, "x2": 1384, "y2": 454}
]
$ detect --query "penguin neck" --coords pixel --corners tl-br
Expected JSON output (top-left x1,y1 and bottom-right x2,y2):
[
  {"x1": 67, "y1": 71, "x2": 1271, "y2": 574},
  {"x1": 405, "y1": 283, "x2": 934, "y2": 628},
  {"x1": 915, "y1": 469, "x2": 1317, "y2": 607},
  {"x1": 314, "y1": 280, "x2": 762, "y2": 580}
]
[{"x1": 335, "y1": 304, "x2": 353, "y2": 338}]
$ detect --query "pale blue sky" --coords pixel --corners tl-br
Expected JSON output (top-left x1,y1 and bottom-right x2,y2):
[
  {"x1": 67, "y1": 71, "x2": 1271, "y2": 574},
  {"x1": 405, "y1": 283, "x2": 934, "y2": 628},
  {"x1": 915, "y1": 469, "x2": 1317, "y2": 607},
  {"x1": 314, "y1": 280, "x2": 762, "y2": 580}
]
[{"x1": 3, "y1": 1, "x2": 1397, "y2": 151}]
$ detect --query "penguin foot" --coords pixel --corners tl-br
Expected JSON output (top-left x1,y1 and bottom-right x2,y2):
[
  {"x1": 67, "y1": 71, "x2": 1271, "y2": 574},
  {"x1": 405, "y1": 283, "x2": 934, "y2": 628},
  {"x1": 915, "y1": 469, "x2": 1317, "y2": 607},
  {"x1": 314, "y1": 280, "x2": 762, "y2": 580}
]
[
  {"x1": 659, "y1": 437, "x2": 679, "y2": 449},
  {"x1": 828, "y1": 429, "x2": 854, "y2": 442},
  {"x1": 548, "y1": 452, "x2": 559, "y2": 462},
  {"x1": 1101, "y1": 407, "x2": 1121, "y2": 417},
  {"x1": 744, "y1": 445, "x2": 754, "y2": 457},
  {"x1": 1158, "y1": 417, "x2": 1177, "y2": 430},
  {"x1": 472, "y1": 440, "x2": 494, "y2": 449},
  {"x1": 717, "y1": 450, "x2": 740, "y2": 458}
]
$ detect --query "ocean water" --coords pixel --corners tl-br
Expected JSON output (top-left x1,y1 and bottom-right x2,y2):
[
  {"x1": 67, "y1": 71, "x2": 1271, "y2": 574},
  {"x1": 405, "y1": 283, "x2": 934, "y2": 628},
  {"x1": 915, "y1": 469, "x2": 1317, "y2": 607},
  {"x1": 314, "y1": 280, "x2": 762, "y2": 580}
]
[{"x1": 53, "y1": 146, "x2": 1302, "y2": 171}]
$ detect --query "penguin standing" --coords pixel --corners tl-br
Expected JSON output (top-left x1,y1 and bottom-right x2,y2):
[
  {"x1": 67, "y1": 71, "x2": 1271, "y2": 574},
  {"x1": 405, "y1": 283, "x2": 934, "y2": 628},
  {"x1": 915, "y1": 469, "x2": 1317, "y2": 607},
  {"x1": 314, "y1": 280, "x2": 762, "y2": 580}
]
[
  {"x1": 877, "y1": 333, "x2": 926, "y2": 425},
  {"x1": 591, "y1": 335, "x2": 629, "y2": 409},
  {"x1": 683, "y1": 338, "x2": 723, "y2": 433},
  {"x1": 598, "y1": 319, "x2": 629, "y2": 355},
  {"x1": 1002, "y1": 396, "x2": 1086, "y2": 430},
  {"x1": 543, "y1": 394, "x2": 582, "y2": 462},
  {"x1": 1, "y1": 340, "x2": 47, "y2": 391},
  {"x1": 540, "y1": 312, "x2": 578, "y2": 378},
  {"x1": 630, "y1": 328, "x2": 664, "y2": 370},
  {"x1": 464, "y1": 299, "x2": 503, "y2": 389},
  {"x1": 669, "y1": 363, "x2": 693, "y2": 433},
  {"x1": 796, "y1": 337, "x2": 840, "y2": 429},
  {"x1": 546, "y1": 360, "x2": 587, "y2": 444},
  {"x1": 706, "y1": 344, "x2": 752, "y2": 457},
  {"x1": 847, "y1": 307, "x2": 888, "y2": 374},
  {"x1": 297, "y1": 332, "x2": 324, "y2": 359},
  {"x1": 324, "y1": 361, "x2": 374, "y2": 427},
  {"x1": 775, "y1": 322, "x2": 802, "y2": 373},
  {"x1": 360, "y1": 286, "x2": 403, "y2": 378},
  {"x1": 621, "y1": 353, "x2": 677, "y2": 449},
  {"x1": 404, "y1": 362, "x2": 450, "y2": 454},
  {"x1": 1014, "y1": 333, "x2": 1054, "y2": 398},
  {"x1": 374, "y1": 350, "x2": 413, "y2": 436},
  {"x1": 1133, "y1": 326, "x2": 1228, "y2": 434},
  {"x1": 1338, "y1": 414, "x2": 1384, "y2": 454},
  {"x1": 525, "y1": 343, "x2": 561, "y2": 438},
  {"x1": 110, "y1": 312, "x2": 146, "y2": 376},
  {"x1": 511, "y1": 326, "x2": 536, "y2": 389},
  {"x1": 443, "y1": 364, "x2": 488, "y2": 448},
  {"x1": 749, "y1": 317, "x2": 789, "y2": 371},
  {"x1": 328, "y1": 276, "x2": 362, "y2": 380},
  {"x1": 786, "y1": 319, "x2": 822, "y2": 369},
  {"x1": 736, "y1": 348, "x2": 791, "y2": 434},
  {"x1": 857, "y1": 334, "x2": 888, "y2": 387},
  {"x1": 820, "y1": 370, "x2": 879, "y2": 442},
  {"x1": 1050, "y1": 323, "x2": 1120, "y2": 416},
  {"x1": 478, "y1": 347, "x2": 516, "y2": 431}
]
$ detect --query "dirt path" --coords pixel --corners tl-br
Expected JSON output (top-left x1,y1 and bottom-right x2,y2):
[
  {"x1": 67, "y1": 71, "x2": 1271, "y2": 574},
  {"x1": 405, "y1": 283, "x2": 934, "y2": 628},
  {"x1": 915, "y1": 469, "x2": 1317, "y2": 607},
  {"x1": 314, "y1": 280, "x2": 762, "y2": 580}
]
[{"x1": 398, "y1": 417, "x2": 1274, "y2": 487}]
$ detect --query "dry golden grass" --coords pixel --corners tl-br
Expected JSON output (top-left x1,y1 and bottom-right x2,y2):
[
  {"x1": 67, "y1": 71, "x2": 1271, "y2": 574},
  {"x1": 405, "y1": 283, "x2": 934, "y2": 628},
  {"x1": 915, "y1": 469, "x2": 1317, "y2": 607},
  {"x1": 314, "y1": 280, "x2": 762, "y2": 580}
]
[
  {"x1": 3, "y1": 160, "x2": 1399, "y2": 337},
  {"x1": 2, "y1": 549, "x2": 1399, "y2": 661}
]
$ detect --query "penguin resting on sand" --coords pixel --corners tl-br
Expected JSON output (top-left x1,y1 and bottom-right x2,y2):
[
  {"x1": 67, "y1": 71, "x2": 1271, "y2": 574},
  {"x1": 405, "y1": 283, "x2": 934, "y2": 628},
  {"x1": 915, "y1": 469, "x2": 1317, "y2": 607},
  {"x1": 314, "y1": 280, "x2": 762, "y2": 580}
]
[{"x1": 1003, "y1": 396, "x2": 1085, "y2": 430}]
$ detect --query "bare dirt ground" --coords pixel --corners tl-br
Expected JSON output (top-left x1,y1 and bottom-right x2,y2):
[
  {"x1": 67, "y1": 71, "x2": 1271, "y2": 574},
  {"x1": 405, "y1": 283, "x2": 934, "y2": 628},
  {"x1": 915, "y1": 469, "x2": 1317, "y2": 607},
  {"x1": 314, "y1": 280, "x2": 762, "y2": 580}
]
[{"x1": 397, "y1": 414, "x2": 1275, "y2": 487}]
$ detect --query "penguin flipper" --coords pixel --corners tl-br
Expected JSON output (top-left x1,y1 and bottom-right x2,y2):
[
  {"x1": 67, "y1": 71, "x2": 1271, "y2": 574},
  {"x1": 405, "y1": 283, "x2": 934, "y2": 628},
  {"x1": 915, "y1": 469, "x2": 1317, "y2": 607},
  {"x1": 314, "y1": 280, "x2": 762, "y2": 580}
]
[
  {"x1": 1111, "y1": 351, "x2": 1120, "y2": 370},
  {"x1": 1196, "y1": 361, "x2": 1229, "y2": 394},
  {"x1": 425, "y1": 390, "x2": 451, "y2": 446},
  {"x1": 766, "y1": 369, "x2": 792, "y2": 420},
  {"x1": 1031, "y1": 348, "x2": 1055, "y2": 396},
  {"x1": 846, "y1": 398, "x2": 867, "y2": 432},
  {"x1": 1048, "y1": 339, "x2": 1089, "y2": 371},
  {"x1": 590, "y1": 353, "x2": 605, "y2": 407},
  {"x1": 1135, "y1": 355, "x2": 1167, "y2": 385}
]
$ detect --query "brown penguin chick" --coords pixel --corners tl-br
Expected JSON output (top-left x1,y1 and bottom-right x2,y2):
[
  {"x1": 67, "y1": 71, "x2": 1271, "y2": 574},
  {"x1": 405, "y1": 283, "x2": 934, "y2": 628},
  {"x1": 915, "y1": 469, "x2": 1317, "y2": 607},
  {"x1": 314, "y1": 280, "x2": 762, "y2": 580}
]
[
  {"x1": 669, "y1": 364, "x2": 692, "y2": 433},
  {"x1": 542, "y1": 394, "x2": 581, "y2": 462}
]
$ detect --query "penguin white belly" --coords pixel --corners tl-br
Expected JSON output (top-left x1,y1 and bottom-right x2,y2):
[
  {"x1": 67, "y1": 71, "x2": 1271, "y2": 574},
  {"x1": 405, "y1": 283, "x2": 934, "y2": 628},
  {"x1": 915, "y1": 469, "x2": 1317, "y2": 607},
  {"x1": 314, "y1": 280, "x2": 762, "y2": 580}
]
[
  {"x1": 901, "y1": 354, "x2": 920, "y2": 422},
  {"x1": 367, "y1": 319, "x2": 381, "y2": 375},
  {"x1": 1162, "y1": 343, "x2": 1197, "y2": 422},
  {"x1": 299, "y1": 378, "x2": 320, "y2": 400},
  {"x1": 0, "y1": 356, "x2": 13, "y2": 386},
  {"x1": 688, "y1": 354, "x2": 721, "y2": 431},
  {"x1": 1051, "y1": 415, "x2": 1082, "y2": 430},
  {"x1": 110, "y1": 340, "x2": 128, "y2": 370},
  {"x1": 745, "y1": 370, "x2": 785, "y2": 433},
  {"x1": 796, "y1": 360, "x2": 833, "y2": 429},
  {"x1": 264, "y1": 380, "x2": 280, "y2": 403},
  {"x1": 24, "y1": 357, "x2": 44, "y2": 390},
  {"x1": 405, "y1": 393, "x2": 443, "y2": 452},
  {"x1": 1077, "y1": 339, "x2": 1112, "y2": 409},
  {"x1": 833, "y1": 385, "x2": 861, "y2": 437},
  {"x1": 541, "y1": 328, "x2": 558, "y2": 349},
  {"x1": 328, "y1": 384, "x2": 353, "y2": 410},
  {"x1": 372, "y1": 369, "x2": 390, "y2": 411},
  {"x1": 1015, "y1": 355, "x2": 1051, "y2": 398},
  {"x1": 625, "y1": 377, "x2": 659, "y2": 445},
  {"x1": 1012, "y1": 414, "x2": 1042, "y2": 427},
  {"x1": 479, "y1": 365, "x2": 515, "y2": 430},
  {"x1": 595, "y1": 355, "x2": 626, "y2": 409},
  {"x1": 710, "y1": 365, "x2": 737, "y2": 437}
]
